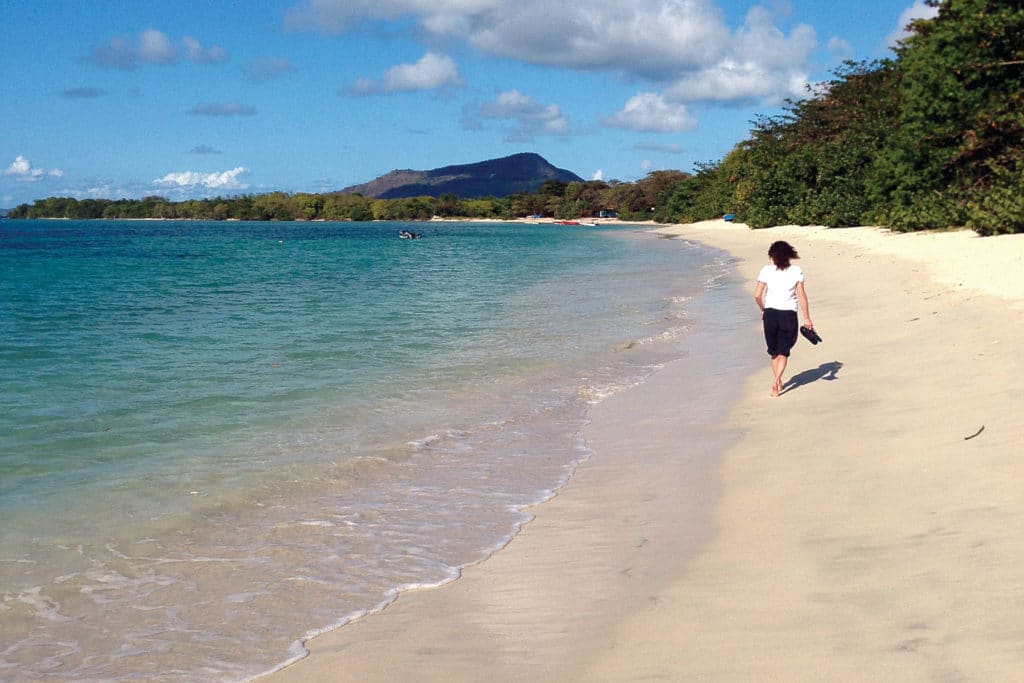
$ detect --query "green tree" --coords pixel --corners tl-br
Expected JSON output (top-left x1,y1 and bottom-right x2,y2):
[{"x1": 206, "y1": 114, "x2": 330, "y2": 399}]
[
  {"x1": 604, "y1": 181, "x2": 645, "y2": 219},
  {"x1": 292, "y1": 193, "x2": 324, "y2": 220},
  {"x1": 371, "y1": 199, "x2": 394, "y2": 221},
  {"x1": 509, "y1": 192, "x2": 544, "y2": 217},
  {"x1": 875, "y1": 0, "x2": 1024, "y2": 232},
  {"x1": 436, "y1": 193, "x2": 460, "y2": 217},
  {"x1": 345, "y1": 195, "x2": 374, "y2": 221},
  {"x1": 252, "y1": 193, "x2": 293, "y2": 221},
  {"x1": 637, "y1": 170, "x2": 690, "y2": 214}
]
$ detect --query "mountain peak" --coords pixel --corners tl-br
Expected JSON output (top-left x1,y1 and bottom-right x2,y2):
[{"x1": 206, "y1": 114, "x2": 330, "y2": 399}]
[{"x1": 341, "y1": 153, "x2": 584, "y2": 199}]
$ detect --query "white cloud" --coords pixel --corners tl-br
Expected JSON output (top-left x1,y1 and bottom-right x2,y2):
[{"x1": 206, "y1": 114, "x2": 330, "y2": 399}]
[
  {"x1": 183, "y1": 36, "x2": 228, "y2": 64},
  {"x1": 385, "y1": 52, "x2": 464, "y2": 91},
  {"x1": 285, "y1": 0, "x2": 497, "y2": 32},
  {"x1": 89, "y1": 37, "x2": 137, "y2": 70},
  {"x1": 43, "y1": 175, "x2": 246, "y2": 203},
  {"x1": 4, "y1": 155, "x2": 62, "y2": 183},
  {"x1": 288, "y1": 0, "x2": 727, "y2": 77},
  {"x1": 827, "y1": 37, "x2": 853, "y2": 59},
  {"x1": 285, "y1": 0, "x2": 376, "y2": 32},
  {"x1": 153, "y1": 167, "x2": 250, "y2": 190},
  {"x1": 636, "y1": 141, "x2": 684, "y2": 154},
  {"x1": 352, "y1": 52, "x2": 464, "y2": 94},
  {"x1": 90, "y1": 29, "x2": 227, "y2": 69},
  {"x1": 465, "y1": 1, "x2": 731, "y2": 80},
  {"x1": 77, "y1": 182, "x2": 131, "y2": 199},
  {"x1": 591, "y1": 169, "x2": 604, "y2": 181},
  {"x1": 468, "y1": 89, "x2": 569, "y2": 142},
  {"x1": 91, "y1": 29, "x2": 173, "y2": 69},
  {"x1": 666, "y1": 6, "x2": 813, "y2": 104},
  {"x1": 138, "y1": 29, "x2": 176, "y2": 64},
  {"x1": 888, "y1": 1, "x2": 940, "y2": 46},
  {"x1": 603, "y1": 92, "x2": 697, "y2": 132},
  {"x1": 287, "y1": 0, "x2": 816, "y2": 105},
  {"x1": 4, "y1": 156, "x2": 43, "y2": 182}
]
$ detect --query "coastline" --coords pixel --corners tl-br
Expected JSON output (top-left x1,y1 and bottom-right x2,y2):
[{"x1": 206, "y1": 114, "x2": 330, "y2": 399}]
[{"x1": 268, "y1": 220, "x2": 1024, "y2": 681}]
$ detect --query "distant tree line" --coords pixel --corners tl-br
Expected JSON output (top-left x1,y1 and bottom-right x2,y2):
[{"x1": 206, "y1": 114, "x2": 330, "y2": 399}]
[
  {"x1": 7, "y1": 175, "x2": 686, "y2": 223},
  {"x1": 10, "y1": 1, "x2": 1022, "y2": 234}
]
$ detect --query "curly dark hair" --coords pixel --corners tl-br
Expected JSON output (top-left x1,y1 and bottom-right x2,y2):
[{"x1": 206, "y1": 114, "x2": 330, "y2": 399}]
[{"x1": 768, "y1": 241, "x2": 800, "y2": 269}]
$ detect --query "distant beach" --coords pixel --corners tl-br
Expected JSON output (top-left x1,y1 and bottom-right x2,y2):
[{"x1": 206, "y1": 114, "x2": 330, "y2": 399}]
[{"x1": 270, "y1": 220, "x2": 1024, "y2": 682}]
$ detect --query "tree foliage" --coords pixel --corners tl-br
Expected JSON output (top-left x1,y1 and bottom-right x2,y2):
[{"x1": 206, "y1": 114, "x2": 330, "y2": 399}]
[
  {"x1": 661, "y1": 0, "x2": 1024, "y2": 233},
  {"x1": 876, "y1": 0, "x2": 1024, "y2": 233},
  {"x1": 7, "y1": 175, "x2": 677, "y2": 223}
]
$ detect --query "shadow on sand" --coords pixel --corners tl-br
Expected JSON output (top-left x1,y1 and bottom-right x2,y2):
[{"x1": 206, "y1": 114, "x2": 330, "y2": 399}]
[{"x1": 782, "y1": 361, "x2": 843, "y2": 395}]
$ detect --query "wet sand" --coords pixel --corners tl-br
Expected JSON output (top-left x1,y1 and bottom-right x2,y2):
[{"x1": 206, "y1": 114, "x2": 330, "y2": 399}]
[{"x1": 269, "y1": 221, "x2": 1024, "y2": 681}]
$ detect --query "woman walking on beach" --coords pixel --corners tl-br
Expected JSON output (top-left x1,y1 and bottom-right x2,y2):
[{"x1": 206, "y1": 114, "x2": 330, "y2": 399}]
[{"x1": 754, "y1": 241, "x2": 812, "y2": 397}]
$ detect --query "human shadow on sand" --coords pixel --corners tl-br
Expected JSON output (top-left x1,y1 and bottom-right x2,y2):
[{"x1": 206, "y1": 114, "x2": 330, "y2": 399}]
[{"x1": 782, "y1": 361, "x2": 843, "y2": 395}]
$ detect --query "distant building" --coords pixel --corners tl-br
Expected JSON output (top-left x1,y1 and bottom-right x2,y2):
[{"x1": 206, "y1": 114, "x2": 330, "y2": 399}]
[{"x1": 598, "y1": 209, "x2": 617, "y2": 218}]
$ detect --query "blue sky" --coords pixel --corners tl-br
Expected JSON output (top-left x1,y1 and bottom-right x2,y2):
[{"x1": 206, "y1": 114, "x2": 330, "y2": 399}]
[{"x1": 1, "y1": 0, "x2": 938, "y2": 208}]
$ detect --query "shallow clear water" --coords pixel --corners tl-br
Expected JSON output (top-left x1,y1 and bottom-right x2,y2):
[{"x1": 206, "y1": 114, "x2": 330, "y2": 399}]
[{"x1": 0, "y1": 220, "x2": 744, "y2": 681}]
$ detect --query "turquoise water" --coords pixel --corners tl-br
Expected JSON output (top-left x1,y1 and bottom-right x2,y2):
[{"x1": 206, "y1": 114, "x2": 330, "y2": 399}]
[{"x1": 0, "y1": 220, "x2": 745, "y2": 681}]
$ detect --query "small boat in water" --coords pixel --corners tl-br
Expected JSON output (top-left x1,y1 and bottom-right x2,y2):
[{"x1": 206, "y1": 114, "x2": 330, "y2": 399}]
[
  {"x1": 398, "y1": 230, "x2": 421, "y2": 239},
  {"x1": 554, "y1": 220, "x2": 597, "y2": 227}
]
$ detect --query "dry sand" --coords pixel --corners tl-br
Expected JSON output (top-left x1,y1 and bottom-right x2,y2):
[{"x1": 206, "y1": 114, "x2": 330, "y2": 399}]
[{"x1": 268, "y1": 221, "x2": 1024, "y2": 682}]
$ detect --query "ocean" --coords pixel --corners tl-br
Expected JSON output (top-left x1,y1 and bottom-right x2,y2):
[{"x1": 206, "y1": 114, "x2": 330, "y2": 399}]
[{"x1": 0, "y1": 219, "x2": 748, "y2": 681}]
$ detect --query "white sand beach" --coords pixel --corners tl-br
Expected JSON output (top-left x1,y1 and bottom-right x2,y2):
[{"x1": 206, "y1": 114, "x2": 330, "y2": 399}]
[{"x1": 269, "y1": 220, "x2": 1024, "y2": 682}]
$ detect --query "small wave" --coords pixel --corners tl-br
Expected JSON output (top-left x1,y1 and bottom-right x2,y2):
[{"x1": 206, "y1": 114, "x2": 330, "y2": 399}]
[
  {"x1": 615, "y1": 325, "x2": 694, "y2": 353},
  {"x1": 576, "y1": 367, "x2": 660, "y2": 405},
  {"x1": 406, "y1": 429, "x2": 472, "y2": 453},
  {"x1": 13, "y1": 587, "x2": 77, "y2": 623}
]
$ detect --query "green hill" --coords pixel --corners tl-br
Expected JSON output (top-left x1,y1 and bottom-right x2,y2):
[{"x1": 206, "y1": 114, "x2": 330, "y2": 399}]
[{"x1": 341, "y1": 152, "x2": 584, "y2": 199}]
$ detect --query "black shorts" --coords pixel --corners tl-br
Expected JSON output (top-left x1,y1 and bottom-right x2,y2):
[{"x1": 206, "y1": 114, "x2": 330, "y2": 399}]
[{"x1": 763, "y1": 308, "x2": 799, "y2": 357}]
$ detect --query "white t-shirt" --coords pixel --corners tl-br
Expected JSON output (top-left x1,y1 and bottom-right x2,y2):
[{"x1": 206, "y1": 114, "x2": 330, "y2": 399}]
[{"x1": 757, "y1": 264, "x2": 804, "y2": 311}]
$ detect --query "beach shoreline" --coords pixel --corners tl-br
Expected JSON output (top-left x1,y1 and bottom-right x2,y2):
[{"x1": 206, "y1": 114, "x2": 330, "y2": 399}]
[{"x1": 268, "y1": 220, "x2": 1024, "y2": 681}]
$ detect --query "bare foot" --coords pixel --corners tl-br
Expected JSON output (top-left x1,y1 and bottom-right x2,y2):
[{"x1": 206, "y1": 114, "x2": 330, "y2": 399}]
[{"x1": 770, "y1": 382, "x2": 780, "y2": 397}]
